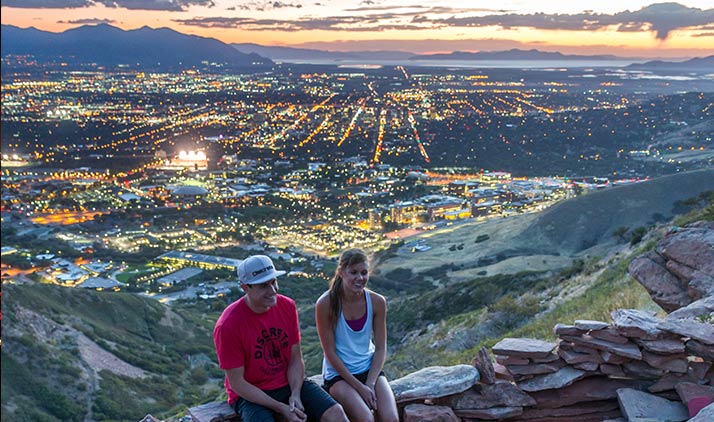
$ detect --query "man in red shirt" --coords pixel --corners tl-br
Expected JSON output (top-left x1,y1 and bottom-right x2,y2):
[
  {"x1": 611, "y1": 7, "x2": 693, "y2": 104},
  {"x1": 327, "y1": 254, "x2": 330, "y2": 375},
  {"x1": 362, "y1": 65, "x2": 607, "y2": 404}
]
[{"x1": 214, "y1": 255, "x2": 348, "y2": 422}]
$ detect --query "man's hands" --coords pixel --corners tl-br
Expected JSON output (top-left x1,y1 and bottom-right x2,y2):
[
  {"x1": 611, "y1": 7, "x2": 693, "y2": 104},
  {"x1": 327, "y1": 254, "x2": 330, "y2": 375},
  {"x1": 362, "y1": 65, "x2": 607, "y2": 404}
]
[{"x1": 281, "y1": 393, "x2": 306, "y2": 422}]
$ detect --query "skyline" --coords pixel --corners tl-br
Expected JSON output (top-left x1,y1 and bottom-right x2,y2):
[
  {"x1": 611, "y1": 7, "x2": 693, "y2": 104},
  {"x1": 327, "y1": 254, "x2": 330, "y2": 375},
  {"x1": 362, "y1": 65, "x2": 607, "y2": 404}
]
[{"x1": 1, "y1": 1, "x2": 713, "y2": 58}]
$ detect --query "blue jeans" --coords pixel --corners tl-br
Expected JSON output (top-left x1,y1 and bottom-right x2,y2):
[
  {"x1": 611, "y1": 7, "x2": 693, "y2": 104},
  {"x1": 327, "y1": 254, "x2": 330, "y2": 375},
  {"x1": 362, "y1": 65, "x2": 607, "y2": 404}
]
[{"x1": 234, "y1": 379, "x2": 337, "y2": 422}]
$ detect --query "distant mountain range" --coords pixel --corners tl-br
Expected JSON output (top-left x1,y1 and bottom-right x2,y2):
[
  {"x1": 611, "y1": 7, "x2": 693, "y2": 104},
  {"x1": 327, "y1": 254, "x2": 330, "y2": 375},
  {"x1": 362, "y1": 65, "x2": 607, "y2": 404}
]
[
  {"x1": 626, "y1": 55, "x2": 714, "y2": 71},
  {"x1": 413, "y1": 49, "x2": 623, "y2": 61},
  {"x1": 3, "y1": 24, "x2": 712, "y2": 71},
  {"x1": 1, "y1": 24, "x2": 271, "y2": 70},
  {"x1": 232, "y1": 44, "x2": 714, "y2": 71},
  {"x1": 232, "y1": 44, "x2": 627, "y2": 62},
  {"x1": 232, "y1": 43, "x2": 415, "y2": 61}
]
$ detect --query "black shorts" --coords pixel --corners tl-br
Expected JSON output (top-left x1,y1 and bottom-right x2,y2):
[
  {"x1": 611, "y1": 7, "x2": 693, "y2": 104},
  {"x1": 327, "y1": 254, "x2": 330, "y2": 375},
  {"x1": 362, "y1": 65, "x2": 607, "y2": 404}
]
[
  {"x1": 323, "y1": 369, "x2": 386, "y2": 392},
  {"x1": 233, "y1": 379, "x2": 337, "y2": 422}
]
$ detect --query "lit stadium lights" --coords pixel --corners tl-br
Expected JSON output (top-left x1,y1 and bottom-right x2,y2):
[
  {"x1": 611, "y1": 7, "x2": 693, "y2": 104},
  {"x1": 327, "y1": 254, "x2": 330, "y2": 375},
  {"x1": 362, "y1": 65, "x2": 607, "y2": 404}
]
[{"x1": 177, "y1": 150, "x2": 206, "y2": 161}]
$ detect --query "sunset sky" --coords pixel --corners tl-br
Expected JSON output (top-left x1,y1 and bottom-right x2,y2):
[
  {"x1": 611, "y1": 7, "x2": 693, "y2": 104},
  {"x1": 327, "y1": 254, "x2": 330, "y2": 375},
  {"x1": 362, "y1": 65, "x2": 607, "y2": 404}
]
[{"x1": 2, "y1": 0, "x2": 713, "y2": 58}]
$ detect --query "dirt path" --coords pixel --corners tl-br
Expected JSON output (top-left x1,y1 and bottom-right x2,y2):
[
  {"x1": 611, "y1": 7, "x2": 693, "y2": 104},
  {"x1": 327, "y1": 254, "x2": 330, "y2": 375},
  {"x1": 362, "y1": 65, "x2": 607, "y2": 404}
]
[{"x1": 76, "y1": 334, "x2": 147, "y2": 378}]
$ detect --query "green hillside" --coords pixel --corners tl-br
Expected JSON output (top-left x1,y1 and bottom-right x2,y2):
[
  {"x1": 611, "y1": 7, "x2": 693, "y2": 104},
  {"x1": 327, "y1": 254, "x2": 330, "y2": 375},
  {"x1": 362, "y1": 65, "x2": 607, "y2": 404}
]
[
  {"x1": 1, "y1": 284, "x2": 221, "y2": 422},
  {"x1": 517, "y1": 168, "x2": 714, "y2": 254},
  {"x1": 385, "y1": 236, "x2": 660, "y2": 377},
  {"x1": 384, "y1": 202, "x2": 713, "y2": 378}
]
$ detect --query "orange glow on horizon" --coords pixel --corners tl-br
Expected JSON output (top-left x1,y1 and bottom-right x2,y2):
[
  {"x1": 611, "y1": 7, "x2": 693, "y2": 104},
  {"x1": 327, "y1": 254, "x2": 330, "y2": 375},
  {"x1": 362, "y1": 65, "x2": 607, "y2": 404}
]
[{"x1": 1, "y1": 2, "x2": 713, "y2": 59}]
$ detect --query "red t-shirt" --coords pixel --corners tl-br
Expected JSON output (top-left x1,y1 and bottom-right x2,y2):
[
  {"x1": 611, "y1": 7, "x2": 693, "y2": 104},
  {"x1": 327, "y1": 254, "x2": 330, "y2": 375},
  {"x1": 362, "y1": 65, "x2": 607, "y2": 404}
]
[{"x1": 213, "y1": 294, "x2": 300, "y2": 404}]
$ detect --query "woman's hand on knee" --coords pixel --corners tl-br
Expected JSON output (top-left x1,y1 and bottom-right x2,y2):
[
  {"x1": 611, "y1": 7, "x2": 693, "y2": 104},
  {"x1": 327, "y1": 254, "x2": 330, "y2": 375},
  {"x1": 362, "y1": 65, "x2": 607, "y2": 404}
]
[{"x1": 356, "y1": 383, "x2": 377, "y2": 411}]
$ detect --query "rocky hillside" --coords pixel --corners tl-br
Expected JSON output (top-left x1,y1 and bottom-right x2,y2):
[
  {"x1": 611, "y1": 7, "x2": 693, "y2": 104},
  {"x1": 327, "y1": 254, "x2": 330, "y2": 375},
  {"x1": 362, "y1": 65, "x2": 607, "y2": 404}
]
[
  {"x1": 1, "y1": 285, "x2": 222, "y2": 421},
  {"x1": 394, "y1": 221, "x2": 713, "y2": 422},
  {"x1": 183, "y1": 221, "x2": 713, "y2": 422}
]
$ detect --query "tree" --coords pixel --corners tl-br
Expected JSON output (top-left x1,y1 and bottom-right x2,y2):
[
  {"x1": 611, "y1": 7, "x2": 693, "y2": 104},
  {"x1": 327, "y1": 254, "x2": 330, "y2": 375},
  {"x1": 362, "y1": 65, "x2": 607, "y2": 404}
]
[
  {"x1": 613, "y1": 226, "x2": 629, "y2": 242},
  {"x1": 630, "y1": 226, "x2": 647, "y2": 245}
]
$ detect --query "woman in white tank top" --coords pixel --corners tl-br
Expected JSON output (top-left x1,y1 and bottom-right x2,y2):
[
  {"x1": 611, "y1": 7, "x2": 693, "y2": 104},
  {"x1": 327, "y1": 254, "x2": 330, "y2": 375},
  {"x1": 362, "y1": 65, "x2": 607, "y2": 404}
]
[{"x1": 315, "y1": 248, "x2": 398, "y2": 422}]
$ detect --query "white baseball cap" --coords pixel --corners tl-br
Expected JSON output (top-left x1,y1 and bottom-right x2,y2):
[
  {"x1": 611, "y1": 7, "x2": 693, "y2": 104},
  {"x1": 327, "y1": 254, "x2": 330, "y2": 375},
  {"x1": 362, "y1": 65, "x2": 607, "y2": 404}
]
[{"x1": 237, "y1": 255, "x2": 286, "y2": 285}]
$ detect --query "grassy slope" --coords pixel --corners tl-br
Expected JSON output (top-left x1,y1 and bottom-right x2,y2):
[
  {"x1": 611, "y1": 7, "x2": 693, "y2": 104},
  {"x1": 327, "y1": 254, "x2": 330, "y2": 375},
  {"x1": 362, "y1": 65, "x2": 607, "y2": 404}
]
[
  {"x1": 385, "y1": 238, "x2": 660, "y2": 377},
  {"x1": 2, "y1": 284, "x2": 220, "y2": 422},
  {"x1": 386, "y1": 198, "x2": 713, "y2": 378},
  {"x1": 517, "y1": 168, "x2": 714, "y2": 255}
]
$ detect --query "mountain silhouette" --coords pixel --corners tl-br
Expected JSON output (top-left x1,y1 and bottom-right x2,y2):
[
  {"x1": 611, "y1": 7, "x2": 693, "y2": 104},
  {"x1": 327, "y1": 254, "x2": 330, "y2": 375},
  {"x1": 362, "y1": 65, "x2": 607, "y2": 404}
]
[
  {"x1": 233, "y1": 43, "x2": 415, "y2": 61},
  {"x1": 626, "y1": 55, "x2": 714, "y2": 71},
  {"x1": 412, "y1": 48, "x2": 623, "y2": 61},
  {"x1": 1, "y1": 24, "x2": 272, "y2": 70}
]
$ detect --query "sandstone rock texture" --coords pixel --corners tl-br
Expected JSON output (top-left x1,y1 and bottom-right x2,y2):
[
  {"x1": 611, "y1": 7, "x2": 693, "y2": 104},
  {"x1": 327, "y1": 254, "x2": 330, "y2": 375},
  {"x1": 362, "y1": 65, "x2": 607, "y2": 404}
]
[
  {"x1": 617, "y1": 388, "x2": 689, "y2": 422},
  {"x1": 391, "y1": 365, "x2": 480, "y2": 403},
  {"x1": 629, "y1": 222, "x2": 714, "y2": 314},
  {"x1": 403, "y1": 404, "x2": 460, "y2": 422}
]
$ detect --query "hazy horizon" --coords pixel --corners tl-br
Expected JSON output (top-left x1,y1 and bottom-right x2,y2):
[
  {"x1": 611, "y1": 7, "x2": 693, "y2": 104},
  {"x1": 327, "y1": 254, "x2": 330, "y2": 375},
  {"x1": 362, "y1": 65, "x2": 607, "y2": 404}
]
[{"x1": 2, "y1": 1, "x2": 713, "y2": 59}]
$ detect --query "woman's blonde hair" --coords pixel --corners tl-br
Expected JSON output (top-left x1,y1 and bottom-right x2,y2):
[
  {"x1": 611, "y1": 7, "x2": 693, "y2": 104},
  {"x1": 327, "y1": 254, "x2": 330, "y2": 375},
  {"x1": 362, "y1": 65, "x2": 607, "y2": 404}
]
[{"x1": 327, "y1": 248, "x2": 369, "y2": 327}]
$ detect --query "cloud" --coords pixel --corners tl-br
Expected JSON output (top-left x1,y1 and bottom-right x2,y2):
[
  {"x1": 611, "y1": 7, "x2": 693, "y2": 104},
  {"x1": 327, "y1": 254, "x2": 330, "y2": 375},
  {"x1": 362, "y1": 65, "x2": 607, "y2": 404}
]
[
  {"x1": 217, "y1": 0, "x2": 304, "y2": 12},
  {"x1": 1, "y1": 0, "x2": 91, "y2": 8},
  {"x1": 343, "y1": 5, "x2": 505, "y2": 14},
  {"x1": 1, "y1": 0, "x2": 215, "y2": 11},
  {"x1": 271, "y1": 1, "x2": 302, "y2": 9},
  {"x1": 57, "y1": 18, "x2": 117, "y2": 24},
  {"x1": 175, "y1": 15, "x2": 426, "y2": 31},
  {"x1": 430, "y1": 3, "x2": 714, "y2": 40},
  {"x1": 172, "y1": 3, "x2": 712, "y2": 40}
]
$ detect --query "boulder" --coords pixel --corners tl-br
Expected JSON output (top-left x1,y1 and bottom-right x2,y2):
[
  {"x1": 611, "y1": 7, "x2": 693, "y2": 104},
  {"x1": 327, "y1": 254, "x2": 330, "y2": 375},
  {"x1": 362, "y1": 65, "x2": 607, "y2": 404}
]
[
  {"x1": 391, "y1": 365, "x2": 479, "y2": 403},
  {"x1": 600, "y1": 364, "x2": 626, "y2": 377},
  {"x1": 505, "y1": 412, "x2": 622, "y2": 422},
  {"x1": 532, "y1": 353, "x2": 561, "y2": 363},
  {"x1": 641, "y1": 351, "x2": 688, "y2": 373},
  {"x1": 506, "y1": 361, "x2": 565, "y2": 376},
  {"x1": 688, "y1": 275, "x2": 714, "y2": 298},
  {"x1": 628, "y1": 251, "x2": 692, "y2": 312},
  {"x1": 648, "y1": 373, "x2": 703, "y2": 393},
  {"x1": 516, "y1": 399, "x2": 620, "y2": 419},
  {"x1": 658, "y1": 318, "x2": 714, "y2": 345},
  {"x1": 616, "y1": 388, "x2": 689, "y2": 422},
  {"x1": 403, "y1": 404, "x2": 460, "y2": 422},
  {"x1": 686, "y1": 339, "x2": 714, "y2": 360},
  {"x1": 518, "y1": 367, "x2": 588, "y2": 392},
  {"x1": 574, "y1": 320, "x2": 610, "y2": 331},
  {"x1": 471, "y1": 347, "x2": 496, "y2": 384},
  {"x1": 611, "y1": 309, "x2": 665, "y2": 340},
  {"x1": 493, "y1": 361, "x2": 515, "y2": 382},
  {"x1": 633, "y1": 338, "x2": 686, "y2": 354},
  {"x1": 688, "y1": 402, "x2": 714, "y2": 422},
  {"x1": 496, "y1": 355, "x2": 529, "y2": 365},
  {"x1": 588, "y1": 328, "x2": 630, "y2": 344},
  {"x1": 664, "y1": 259, "x2": 698, "y2": 283},
  {"x1": 187, "y1": 401, "x2": 238, "y2": 422},
  {"x1": 558, "y1": 347, "x2": 602, "y2": 365},
  {"x1": 688, "y1": 361, "x2": 712, "y2": 380},
  {"x1": 600, "y1": 350, "x2": 630, "y2": 364},
  {"x1": 531, "y1": 377, "x2": 651, "y2": 408},
  {"x1": 436, "y1": 380, "x2": 536, "y2": 409},
  {"x1": 674, "y1": 382, "x2": 714, "y2": 406},
  {"x1": 455, "y1": 406, "x2": 523, "y2": 419},
  {"x1": 573, "y1": 361, "x2": 599, "y2": 372},
  {"x1": 492, "y1": 338, "x2": 556, "y2": 358},
  {"x1": 559, "y1": 334, "x2": 642, "y2": 360},
  {"x1": 655, "y1": 225, "x2": 714, "y2": 276},
  {"x1": 622, "y1": 361, "x2": 666, "y2": 379},
  {"x1": 554, "y1": 323, "x2": 586, "y2": 336},
  {"x1": 666, "y1": 296, "x2": 714, "y2": 320}
]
